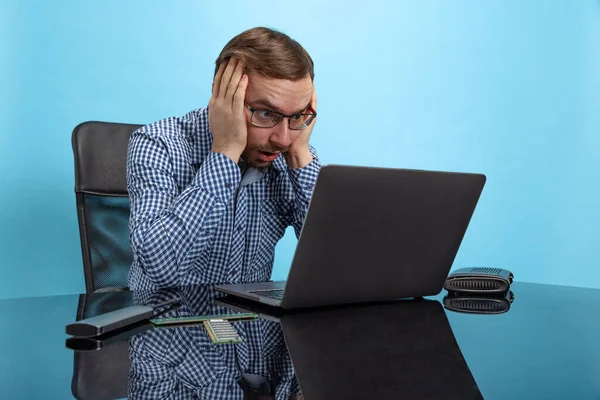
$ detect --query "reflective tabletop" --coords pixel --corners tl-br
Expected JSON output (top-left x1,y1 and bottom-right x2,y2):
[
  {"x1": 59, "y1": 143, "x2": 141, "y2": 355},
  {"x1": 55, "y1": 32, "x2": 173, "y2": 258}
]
[{"x1": 1, "y1": 282, "x2": 599, "y2": 399}]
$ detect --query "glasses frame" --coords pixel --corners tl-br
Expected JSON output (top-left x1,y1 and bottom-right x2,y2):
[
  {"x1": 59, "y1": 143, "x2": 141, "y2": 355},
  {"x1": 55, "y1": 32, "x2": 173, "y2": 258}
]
[{"x1": 245, "y1": 102, "x2": 317, "y2": 130}]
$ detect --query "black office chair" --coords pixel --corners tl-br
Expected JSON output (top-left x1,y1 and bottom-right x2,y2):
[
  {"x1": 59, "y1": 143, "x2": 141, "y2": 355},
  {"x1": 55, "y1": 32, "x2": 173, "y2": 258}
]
[{"x1": 72, "y1": 121, "x2": 142, "y2": 292}]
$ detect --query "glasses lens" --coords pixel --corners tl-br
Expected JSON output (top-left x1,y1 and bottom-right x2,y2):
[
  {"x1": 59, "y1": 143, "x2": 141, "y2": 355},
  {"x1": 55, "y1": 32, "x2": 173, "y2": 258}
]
[
  {"x1": 289, "y1": 113, "x2": 315, "y2": 130},
  {"x1": 252, "y1": 110, "x2": 281, "y2": 127}
]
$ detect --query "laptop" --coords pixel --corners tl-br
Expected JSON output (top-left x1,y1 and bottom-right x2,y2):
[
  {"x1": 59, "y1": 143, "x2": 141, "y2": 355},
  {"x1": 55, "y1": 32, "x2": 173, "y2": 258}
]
[
  {"x1": 215, "y1": 164, "x2": 486, "y2": 309},
  {"x1": 216, "y1": 295, "x2": 483, "y2": 400}
]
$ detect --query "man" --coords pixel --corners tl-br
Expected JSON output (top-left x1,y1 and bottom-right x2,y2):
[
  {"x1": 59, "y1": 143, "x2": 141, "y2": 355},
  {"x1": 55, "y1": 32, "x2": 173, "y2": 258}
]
[{"x1": 127, "y1": 27, "x2": 320, "y2": 290}]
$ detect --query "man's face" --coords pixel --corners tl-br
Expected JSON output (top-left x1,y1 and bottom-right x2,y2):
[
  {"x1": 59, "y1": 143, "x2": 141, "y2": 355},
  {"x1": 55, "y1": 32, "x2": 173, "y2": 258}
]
[{"x1": 242, "y1": 73, "x2": 313, "y2": 168}]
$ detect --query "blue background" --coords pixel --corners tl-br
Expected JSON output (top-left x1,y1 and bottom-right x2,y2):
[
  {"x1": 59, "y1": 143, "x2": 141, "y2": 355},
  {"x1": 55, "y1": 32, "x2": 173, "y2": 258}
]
[{"x1": 1, "y1": 1, "x2": 599, "y2": 300}]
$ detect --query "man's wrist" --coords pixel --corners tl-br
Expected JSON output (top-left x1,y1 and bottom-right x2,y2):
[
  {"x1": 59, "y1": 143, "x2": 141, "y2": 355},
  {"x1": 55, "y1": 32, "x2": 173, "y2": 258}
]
[
  {"x1": 284, "y1": 146, "x2": 313, "y2": 169},
  {"x1": 211, "y1": 145, "x2": 243, "y2": 164}
]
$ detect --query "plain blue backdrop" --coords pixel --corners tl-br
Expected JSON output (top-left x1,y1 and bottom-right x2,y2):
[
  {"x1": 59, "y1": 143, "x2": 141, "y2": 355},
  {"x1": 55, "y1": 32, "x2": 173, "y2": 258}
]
[{"x1": 1, "y1": 1, "x2": 599, "y2": 300}]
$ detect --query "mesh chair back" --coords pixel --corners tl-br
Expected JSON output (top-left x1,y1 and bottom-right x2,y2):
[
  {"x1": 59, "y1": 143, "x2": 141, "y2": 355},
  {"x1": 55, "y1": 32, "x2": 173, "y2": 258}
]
[{"x1": 72, "y1": 121, "x2": 142, "y2": 292}]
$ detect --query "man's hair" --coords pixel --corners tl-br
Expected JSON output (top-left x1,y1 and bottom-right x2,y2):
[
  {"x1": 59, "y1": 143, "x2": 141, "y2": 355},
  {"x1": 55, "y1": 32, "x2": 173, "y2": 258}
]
[{"x1": 215, "y1": 27, "x2": 314, "y2": 81}]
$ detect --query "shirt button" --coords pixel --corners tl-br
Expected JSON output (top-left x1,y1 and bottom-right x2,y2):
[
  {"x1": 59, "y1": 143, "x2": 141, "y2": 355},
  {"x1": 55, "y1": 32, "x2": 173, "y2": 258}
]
[
  {"x1": 306, "y1": 185, "x2": 314, "y2": 190},
  {"x1": 236, "y1": 225, "x2": 243, "y2": 232},
  {"x1": 225, "y1": 182, "x2": 232, "y2": 189}
]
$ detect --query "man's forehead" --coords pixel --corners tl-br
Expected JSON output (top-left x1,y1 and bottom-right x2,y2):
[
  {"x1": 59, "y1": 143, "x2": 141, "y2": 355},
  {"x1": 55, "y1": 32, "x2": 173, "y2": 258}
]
[{"x1": 246, "y1": 74, "x2": 312, "y2": 113}]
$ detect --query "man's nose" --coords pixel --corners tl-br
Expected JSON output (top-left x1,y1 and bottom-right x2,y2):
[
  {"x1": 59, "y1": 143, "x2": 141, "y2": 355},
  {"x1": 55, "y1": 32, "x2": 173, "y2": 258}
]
[{"x1": 269, "y1": 121, "x2": 293, "y2": 149}]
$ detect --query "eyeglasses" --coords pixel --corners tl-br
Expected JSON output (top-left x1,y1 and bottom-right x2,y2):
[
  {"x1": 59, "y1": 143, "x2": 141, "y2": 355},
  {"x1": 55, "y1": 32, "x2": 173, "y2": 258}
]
[{"x1": 245, "y1": 102, "x2": 317, "y2": 130}]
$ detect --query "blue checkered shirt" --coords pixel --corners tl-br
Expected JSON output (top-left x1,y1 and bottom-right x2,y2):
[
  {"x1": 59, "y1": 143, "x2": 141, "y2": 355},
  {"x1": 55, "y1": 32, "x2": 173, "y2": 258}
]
[
  {"x1": 126, "y1": 107, "x2": 321, "y2": 290},
  {"x1": 129, "y1": 285, "x2": 300, "y2": 399}
]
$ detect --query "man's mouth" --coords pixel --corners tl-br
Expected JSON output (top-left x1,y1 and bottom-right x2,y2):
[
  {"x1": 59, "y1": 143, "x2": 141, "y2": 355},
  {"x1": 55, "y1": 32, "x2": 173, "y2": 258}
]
[{"x1": 258, "y1": 151, "x2": 280, "y2": 162}]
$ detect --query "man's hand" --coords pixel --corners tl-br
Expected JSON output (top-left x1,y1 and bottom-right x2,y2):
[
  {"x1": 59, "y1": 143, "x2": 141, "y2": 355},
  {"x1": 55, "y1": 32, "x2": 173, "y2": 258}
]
[
  {"x1": 285, "y1": 85, "x2": 317, "y2": 169},
  {"x1": 209, "y1": 58, "x2": 248, "y2": 163}
]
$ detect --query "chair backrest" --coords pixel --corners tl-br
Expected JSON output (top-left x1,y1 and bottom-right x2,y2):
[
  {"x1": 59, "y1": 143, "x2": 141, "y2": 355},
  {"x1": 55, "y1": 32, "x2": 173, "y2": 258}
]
[{"x1": 72, "y1": 121, "x2": 142, "y2": 292}]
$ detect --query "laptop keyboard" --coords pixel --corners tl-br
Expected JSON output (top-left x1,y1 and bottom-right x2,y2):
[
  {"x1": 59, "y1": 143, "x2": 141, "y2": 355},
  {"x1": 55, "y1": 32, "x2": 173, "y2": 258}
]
[{"x1": 248, "y1": 289, "x2": 285, "y2": 300}]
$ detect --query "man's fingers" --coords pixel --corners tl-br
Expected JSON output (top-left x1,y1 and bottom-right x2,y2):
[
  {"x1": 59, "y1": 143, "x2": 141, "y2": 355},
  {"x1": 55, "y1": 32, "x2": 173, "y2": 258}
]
[
  {"x1": 233, "y1": 74, "x2": 248, "y2": 112},
  {"x1": 212, "y1": 61, "x2": 227, "y2": 98},
  {"x1": 226, "y1": 60, "x2": 245, "y2": 100},
  {"x1": 218, "y1": 58, "x2": 238, "y2": 99}
]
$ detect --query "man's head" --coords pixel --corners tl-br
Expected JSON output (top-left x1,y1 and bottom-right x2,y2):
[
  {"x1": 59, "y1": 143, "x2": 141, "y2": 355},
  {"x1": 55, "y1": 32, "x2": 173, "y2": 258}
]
[{"x1": 215, "y1": 27, "x2": 315, "y2": 167}]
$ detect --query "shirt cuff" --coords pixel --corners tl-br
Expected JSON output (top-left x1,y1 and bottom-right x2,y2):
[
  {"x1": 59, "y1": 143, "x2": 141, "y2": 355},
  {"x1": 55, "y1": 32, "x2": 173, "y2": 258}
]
[
  {"x1": 287, "y1": 156, "x2": 321, "y2": 192},
  {"x1": 192, "y1": 151, "x2": 241, "y2": 203}
]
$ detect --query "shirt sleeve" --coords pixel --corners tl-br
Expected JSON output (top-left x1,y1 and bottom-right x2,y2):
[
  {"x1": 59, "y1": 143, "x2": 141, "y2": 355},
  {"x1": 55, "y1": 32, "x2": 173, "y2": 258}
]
[
  {"x1": 286, "y1": 145, "x2": 321, "y2": 238},
  {"x1": 127, "y1": 130, "x2": 241, "y2": 287}
]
